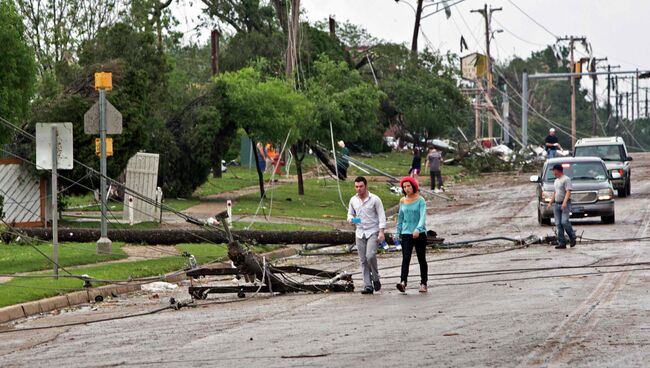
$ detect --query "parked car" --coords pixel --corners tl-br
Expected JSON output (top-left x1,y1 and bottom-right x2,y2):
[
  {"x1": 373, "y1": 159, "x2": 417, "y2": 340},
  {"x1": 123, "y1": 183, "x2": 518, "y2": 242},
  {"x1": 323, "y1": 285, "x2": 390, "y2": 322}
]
[
  {"x1": 573, "y1": 136, "x2": 632, "y2": 197},
  {"x1": 530, "y1": 157, "x2": 619, "y2": 225}
]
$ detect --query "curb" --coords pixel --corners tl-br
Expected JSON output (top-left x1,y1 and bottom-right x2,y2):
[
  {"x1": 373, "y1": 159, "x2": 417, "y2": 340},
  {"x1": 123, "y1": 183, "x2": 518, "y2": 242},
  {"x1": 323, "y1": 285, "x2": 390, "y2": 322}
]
[{"x1": 0, "y1": 247, "x2": 298, "y2": 325}]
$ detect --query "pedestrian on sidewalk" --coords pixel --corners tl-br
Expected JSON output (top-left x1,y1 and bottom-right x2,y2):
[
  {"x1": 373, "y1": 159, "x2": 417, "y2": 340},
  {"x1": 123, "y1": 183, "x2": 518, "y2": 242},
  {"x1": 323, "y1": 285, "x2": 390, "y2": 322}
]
[
  {"x1": 395, "y1": 177, "x2": 428, "y2": 293},
  {"x1": 347, "y1": 176, "x2": 387, "y2": 295},
  {"x1": 425, "y1": 146, "x2": 444, "y2": 192},
  {"x1": 547, "y1": 164, "x2": 577, "y2": 249},
  {"x1": 409, "y1": 148, "x2": 421, "y2": 181}
]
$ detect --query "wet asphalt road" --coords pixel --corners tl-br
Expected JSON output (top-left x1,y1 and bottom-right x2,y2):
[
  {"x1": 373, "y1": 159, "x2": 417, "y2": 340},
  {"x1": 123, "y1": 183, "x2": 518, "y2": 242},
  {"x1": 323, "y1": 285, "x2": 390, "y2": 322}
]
[{"x1": 2, "y1": 154, "x2": 650, "y2": 367}]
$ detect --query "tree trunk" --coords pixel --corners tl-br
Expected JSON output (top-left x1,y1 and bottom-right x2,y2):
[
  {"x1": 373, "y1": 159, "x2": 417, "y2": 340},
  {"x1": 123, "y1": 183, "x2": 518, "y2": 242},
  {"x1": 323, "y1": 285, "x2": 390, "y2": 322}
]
[
  {"x1": 250, "y1": 137, "x2": 266, "y2": 198},
  {"x1": 291, "y1": 143, "x2": 305, "y2": 195}
]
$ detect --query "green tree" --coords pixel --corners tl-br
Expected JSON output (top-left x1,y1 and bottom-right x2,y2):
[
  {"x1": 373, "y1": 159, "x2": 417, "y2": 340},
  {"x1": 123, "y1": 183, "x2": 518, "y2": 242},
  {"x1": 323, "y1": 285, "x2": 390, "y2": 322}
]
[
  {"x1": 219, "y1": 67, "x2": 312, "y2": 197},
  {"x1": 0, "y1": 0, "x2": 36, "y2": 144}
]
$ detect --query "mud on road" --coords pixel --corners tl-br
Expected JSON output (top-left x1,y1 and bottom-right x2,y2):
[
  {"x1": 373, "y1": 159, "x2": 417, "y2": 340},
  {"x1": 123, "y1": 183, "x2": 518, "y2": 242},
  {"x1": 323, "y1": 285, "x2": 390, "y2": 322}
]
[{"x1": 2, "y1": 154, "x2": 650, "y2": 367}]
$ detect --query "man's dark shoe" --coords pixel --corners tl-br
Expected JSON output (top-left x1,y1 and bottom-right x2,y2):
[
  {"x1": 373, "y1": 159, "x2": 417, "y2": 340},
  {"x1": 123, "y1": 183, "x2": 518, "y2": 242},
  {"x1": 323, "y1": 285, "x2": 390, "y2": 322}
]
[
  {"x1": 373, "y1": 280, "x2": 381, "y2": 291},
  {"x1": 555, "y1": 244, "x2": 567, "y2": 249},
  {"x1": 361, "y1": 287, "x2": 374, "y2": 295},
  {"x1": 570, "y1": 239, "x2": 577, "y2": 247}
]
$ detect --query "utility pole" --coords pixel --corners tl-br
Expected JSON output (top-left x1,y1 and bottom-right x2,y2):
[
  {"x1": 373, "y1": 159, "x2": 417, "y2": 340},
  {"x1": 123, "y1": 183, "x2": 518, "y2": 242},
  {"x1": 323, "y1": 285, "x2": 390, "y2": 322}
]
[
  {"x1": 411, "y1": 0, "x2": 424, "y2": 54},
  {"x1": 625, "y1": 92, "x2": 629, "y2": 121},
  {"x1": 635, "y1": 69, "x2": 641, "y2": 119},
  {"x1": 472, "y1": 4, "x2": 501, "y2": 138},
  {"x1": 590, "y1": 57, "x2": 607, "y2": 135},
  {"x1": 475, "y1": 92, "x2": 481, "y2": 139},
  {"x1": 210, "y1": 30, "x2": 220, "y2": 76},
  {"x1": 503, "y1": 84, "x2": 510, "y2": 145},
  {"x1": 557, "y1": 36, "x2": 586, "y2": 149}
]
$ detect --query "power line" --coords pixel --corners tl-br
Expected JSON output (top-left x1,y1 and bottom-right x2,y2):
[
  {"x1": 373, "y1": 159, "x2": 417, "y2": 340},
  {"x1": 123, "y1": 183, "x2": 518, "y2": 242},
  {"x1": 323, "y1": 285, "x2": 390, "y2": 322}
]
[{"x1": 505, "y1": 0, "x2": 559, "y2": 40}]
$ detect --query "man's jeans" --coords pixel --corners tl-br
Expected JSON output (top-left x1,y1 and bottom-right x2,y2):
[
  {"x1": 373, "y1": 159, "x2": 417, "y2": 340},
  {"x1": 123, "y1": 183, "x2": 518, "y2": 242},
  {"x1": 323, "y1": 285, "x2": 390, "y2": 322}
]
[
  {"x1": 356, "y1": 233, "x2": 379, "y2": 290},
  {"x1": 553, "y1": 202, "x2": 576, "y2": 245},
  {"x1": 547, "y1": 149, "x2": 557, "y2": 159}
]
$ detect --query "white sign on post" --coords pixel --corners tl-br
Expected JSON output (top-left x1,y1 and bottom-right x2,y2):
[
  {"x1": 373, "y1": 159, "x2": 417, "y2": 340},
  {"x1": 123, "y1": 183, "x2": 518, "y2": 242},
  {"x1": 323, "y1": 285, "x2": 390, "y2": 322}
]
[
  {"x1": 35, "y1": 123, "x2": 74, "y2": 170},
  {"x1": 84, "y1": 100, "x2": 123, "y2": 135}
]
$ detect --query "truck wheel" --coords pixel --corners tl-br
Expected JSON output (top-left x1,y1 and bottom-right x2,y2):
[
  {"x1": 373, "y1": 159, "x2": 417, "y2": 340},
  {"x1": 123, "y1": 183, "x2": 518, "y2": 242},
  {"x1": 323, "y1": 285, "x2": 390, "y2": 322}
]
[
  {"x1": 617, "y1": 186, "x2": 628, "y2": 198},
  {"x1": 626, "y1": 180, "x2": 631, "y2": 196},
  {"x1": 602, "y1": 214, "x2": 615, "y2": 224}
]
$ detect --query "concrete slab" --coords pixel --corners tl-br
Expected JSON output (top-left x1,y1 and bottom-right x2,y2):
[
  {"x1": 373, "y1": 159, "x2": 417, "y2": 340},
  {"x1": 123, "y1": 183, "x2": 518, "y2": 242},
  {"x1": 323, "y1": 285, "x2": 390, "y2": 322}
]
[
  {"x1": 66, "y1": 291, "x2": 90, "y2": 306},
  {"x1": 20, "y1": 301, "x2": 42, "y2": 317},
  {"x1": 37, "y1": 295, "x2": 69, "y2": 314},
  {"x1": 0, "y1": 305, "x2": 26, "y2": 324}
]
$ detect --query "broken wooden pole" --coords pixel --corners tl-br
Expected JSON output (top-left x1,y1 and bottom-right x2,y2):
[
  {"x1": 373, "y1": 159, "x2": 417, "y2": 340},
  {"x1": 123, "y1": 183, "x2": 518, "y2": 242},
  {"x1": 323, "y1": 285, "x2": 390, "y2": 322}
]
[{"x1": 10, "y1": 228, "x2": 357, "y2": 245}]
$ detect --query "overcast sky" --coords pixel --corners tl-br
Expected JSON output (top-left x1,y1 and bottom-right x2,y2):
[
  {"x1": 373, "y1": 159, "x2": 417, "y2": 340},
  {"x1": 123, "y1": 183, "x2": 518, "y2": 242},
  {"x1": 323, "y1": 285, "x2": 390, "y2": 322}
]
[{"x1": 174, "y1": 0, "x2": 650, "y2": 102}]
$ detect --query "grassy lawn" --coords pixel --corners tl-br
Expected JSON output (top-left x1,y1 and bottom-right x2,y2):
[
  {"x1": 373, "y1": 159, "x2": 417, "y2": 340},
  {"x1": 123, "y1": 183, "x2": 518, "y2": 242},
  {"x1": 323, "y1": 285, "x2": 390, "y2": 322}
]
[
  {"x1": 231, "y1": 221, "x2": 335, "y2": 231},
  {"x1": 0, "y1": 242, "x2": 128, "y2": 274},
  {"x1": 347, "y1": 152, "x2": 466, "y2": 180},
  {"x1": 59, "y1": 219, "x2": 162, "y2": 230},
  {"x1": 63, "y1": 194, "x2": 199, "y2": 213},
  {"x1": 0, "y1": 243, "x2": 282, "y2": 307},
  {"x1": 232, "y1": 178, "x2": 402, "y2": 220}
]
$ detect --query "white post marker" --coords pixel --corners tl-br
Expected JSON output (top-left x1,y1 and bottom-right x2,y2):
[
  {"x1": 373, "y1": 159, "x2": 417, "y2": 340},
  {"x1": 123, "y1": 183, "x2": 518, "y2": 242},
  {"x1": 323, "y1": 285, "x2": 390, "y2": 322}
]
[
  {"x1": 226, "y1": 199, "x2": 233, "y2": 229},
  {"x1": 155, "y1": 187, "x2": 163, "y2": 223},
  {"x1": 128, "y1": 195, "x2": 134, "y2": 226},
  {"x1": 51, "y1": 126, "x2": 58, "y2": 279}
]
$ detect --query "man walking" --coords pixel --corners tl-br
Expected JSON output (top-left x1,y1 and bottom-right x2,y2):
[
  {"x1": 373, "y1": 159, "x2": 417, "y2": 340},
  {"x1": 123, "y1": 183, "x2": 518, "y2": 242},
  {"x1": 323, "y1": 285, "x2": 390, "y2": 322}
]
[
  {"x1": 545, "y1": 128, "x2": 562, "y2": 159},
  {"x1": 348, "y1": 176, "x2": 386, "y2": 294},
  {"x1": 547, "y1": 164, "x2": 577, "y2": 249},
  {"x1": 425, "y1": 146, "x2": 444, "y2": 192}
]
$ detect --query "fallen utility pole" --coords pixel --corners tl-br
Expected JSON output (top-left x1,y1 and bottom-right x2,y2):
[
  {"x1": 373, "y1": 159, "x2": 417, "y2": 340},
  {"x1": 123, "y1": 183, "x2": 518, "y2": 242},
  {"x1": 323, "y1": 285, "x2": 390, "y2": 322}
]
[
  {"x1": 12, "y1": 227, "x2": 359, "y2": 246},
  {"x1": 186, "y1": 212, "x2": 354, "y2": 299}
]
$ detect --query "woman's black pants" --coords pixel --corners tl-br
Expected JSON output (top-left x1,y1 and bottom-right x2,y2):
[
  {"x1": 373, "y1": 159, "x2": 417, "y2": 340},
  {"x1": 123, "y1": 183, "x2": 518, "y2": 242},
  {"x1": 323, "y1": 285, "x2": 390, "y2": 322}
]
[{"x1": 400, "y1": 234, "x2": 428, "y2": 285}]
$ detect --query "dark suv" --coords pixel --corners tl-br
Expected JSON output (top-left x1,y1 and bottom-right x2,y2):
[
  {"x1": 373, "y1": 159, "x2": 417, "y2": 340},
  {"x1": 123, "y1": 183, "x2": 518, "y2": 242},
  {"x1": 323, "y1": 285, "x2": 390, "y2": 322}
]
[
  {"x1": 573, "y1": 137, "x2": 632, "y2": 197},
  {"x1": 530, "y1": 157, "x2": 618, "y2": 225}
]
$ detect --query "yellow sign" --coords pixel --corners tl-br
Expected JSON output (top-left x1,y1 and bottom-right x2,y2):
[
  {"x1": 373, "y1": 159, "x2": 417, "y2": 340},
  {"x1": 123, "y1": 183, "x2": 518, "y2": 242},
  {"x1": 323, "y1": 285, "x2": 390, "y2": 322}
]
[
  {"x1": 460, "y1": 53, "x2": 488, "y2": 81},
  {"x1": 95, "y1": 138, "x2": 113, "y2": 157},
  {"x1": 94, "y1": 72, "x2": 113, "y2": 91}
]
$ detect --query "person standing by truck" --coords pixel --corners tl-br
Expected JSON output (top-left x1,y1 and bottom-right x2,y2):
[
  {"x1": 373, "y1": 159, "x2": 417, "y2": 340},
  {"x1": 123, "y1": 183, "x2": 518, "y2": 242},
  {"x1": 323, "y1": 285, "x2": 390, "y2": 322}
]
[{"x1": 547, "y1": 164, "x2": 577, "y2": 249}]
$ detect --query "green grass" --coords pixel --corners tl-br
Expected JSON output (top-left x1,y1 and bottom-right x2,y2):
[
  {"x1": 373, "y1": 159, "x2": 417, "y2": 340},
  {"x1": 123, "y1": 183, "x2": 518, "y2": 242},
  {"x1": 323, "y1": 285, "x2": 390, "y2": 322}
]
[
  {"x1": 0, "y1": 243, "x2": 283, "y2": 307},
  {"x1": 231, "y1": 178, "x2": 401, "y2": 220},
  {"x1": 59, "y1": 219, "x2": 162, "y2": 230},
  {"x1": 63, "y1": 193, "x2": 198, "y2": 212},
  {"x1": 193, "y1": 167, "x2": 272, "y2": 197},
  {"x1": 347, "y1": 152, "x2": 466, "y2": 180},
  {"x1": 0, "y1": 242, "x2": 128, "y2": 274},
  {"x1": 231, "y1": 221, "x2": 335, "y2": 232}
]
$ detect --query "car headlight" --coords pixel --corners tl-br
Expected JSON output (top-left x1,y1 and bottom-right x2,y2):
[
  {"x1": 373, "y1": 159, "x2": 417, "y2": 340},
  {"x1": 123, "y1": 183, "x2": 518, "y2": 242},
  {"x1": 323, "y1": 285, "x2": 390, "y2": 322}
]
[
  {"x1": 598, "y1": 188, "x2": 613, "y2": 200},
  {"x1": 541, "y1": 191, "x2": 553, "y2": 202}
]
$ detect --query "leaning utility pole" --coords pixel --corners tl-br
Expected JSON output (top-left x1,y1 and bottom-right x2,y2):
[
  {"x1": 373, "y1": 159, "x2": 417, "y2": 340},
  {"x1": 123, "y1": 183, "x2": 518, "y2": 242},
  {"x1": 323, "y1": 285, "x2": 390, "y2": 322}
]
[
  {"x1": 411, "y1": 0, "x2": 424, "y2": 54},
  {"x1": 472, "y1": 3, "x2": 501, "y2": 138},
  {"x1": 557, "y1": 36, "x2": 586, "y2": 149}
]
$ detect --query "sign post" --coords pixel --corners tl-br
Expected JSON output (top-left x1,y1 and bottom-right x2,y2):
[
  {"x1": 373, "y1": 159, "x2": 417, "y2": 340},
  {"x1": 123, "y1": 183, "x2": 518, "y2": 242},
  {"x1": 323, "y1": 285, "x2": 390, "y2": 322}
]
[
  {"x1": 35, "y1": 122, "x2": 73, "y2": 279},
  {"x1": 51, "y1": 126, "x2": 58, "y2": 278},
  {"x1": 86, "y1": 72, "x2": 121, "y2": 254}
]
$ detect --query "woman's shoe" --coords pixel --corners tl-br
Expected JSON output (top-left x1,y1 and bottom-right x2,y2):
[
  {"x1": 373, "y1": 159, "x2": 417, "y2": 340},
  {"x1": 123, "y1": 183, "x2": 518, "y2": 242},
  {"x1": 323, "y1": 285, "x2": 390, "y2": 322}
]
[
  {"x1": 419, "y1": 284, "x2": 428, "y2": 293},
  {"x1": 396, "y1": 282, "x2": 406, "y2": 293}
]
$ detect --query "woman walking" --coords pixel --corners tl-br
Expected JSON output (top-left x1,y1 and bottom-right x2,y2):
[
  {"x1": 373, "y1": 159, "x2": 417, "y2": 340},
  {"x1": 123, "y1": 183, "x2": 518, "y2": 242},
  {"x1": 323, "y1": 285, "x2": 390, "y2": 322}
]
[
  {"x1": 395, "y1": 177, "x2": 428, "y2": 293},
  {"x1": 409, "y1": 148, "x2": 421, "y2": 181}
]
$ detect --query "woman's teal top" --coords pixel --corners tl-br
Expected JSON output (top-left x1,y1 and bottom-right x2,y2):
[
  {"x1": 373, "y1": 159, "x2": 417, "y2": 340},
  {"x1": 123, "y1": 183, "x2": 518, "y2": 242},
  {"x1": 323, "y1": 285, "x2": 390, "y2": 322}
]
[{"x1": 396, "y1": 196, "x2": 427, "y2": 235}]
